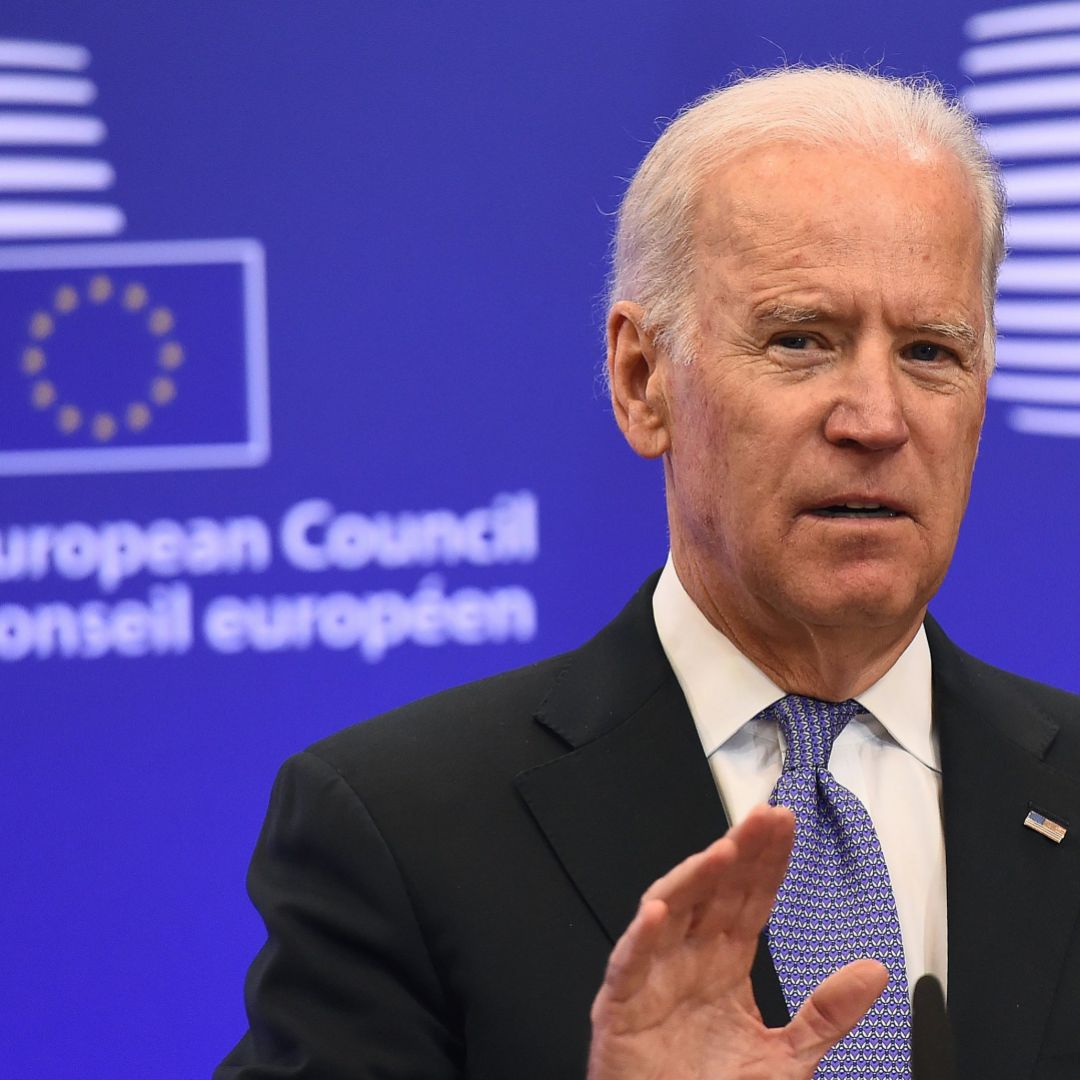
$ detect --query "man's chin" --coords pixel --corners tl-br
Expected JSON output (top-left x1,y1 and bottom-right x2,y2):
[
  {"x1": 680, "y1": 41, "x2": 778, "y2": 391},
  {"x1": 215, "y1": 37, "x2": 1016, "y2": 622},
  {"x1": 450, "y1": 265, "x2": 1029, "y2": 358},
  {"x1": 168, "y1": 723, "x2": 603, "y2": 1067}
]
[{"x1": 780, "y1": 580, "x2": 928, "y2": 632}]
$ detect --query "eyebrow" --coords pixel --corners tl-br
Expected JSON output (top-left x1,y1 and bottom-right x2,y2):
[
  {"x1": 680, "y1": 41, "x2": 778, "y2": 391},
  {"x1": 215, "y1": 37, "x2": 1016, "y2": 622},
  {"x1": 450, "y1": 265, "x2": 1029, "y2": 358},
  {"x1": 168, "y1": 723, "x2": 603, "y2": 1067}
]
[
  {"x1": 913, "y1": 321, "x2": 980, "y2": 351},
  {"x1": 755, "y1": 303, "x2": 824, "y2": 324},
  {"x1": 755, "y1": 304, "x2": 980, "y2": 352}
]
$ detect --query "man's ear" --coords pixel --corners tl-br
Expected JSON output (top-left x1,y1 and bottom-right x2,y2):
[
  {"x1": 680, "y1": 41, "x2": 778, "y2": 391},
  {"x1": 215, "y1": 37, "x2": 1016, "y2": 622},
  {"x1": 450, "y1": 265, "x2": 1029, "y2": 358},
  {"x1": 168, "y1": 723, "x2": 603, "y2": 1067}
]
[{"x1": 607, "y1": 301, "x2": 671, "y2": 460}]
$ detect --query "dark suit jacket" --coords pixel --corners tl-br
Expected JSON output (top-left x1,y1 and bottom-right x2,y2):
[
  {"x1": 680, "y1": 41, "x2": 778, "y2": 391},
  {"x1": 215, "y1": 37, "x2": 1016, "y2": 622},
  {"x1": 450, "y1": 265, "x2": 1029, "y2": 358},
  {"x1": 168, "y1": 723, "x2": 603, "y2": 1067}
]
[{"x1": 216, "y1": 575, "x2": 1080, "y2": 1079}]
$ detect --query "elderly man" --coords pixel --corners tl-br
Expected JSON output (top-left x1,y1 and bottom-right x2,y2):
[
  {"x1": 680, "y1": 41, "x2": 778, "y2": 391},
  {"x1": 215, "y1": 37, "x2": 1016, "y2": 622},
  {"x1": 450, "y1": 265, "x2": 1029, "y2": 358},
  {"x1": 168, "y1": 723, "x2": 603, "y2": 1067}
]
[{"x1": 217, "y1": 67, "x2": 1080, "y2": 1080}]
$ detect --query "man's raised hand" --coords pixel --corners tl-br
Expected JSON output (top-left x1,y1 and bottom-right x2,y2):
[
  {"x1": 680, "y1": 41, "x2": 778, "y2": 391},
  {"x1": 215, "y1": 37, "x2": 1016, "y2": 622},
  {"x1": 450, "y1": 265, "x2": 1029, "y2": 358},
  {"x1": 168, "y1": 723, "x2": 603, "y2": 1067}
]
[{"x1": 587, "y1": 805, "x2": 888, "y2": 1080}]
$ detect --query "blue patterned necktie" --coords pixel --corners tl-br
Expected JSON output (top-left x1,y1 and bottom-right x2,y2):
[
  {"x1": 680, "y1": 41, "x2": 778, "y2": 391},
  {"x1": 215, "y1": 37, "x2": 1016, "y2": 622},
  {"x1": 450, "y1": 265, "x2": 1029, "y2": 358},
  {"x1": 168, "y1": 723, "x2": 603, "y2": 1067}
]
[{"x1": 765, "y1": 695, "x2": 911, "y2": 1078}]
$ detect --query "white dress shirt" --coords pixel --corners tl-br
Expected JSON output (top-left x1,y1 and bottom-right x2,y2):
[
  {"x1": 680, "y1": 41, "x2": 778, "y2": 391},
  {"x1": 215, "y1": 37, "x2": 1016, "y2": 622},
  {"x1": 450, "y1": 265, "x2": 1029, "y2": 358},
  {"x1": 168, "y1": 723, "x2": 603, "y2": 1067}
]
[{"x1": 652, "y1": 555, "x2": 947, "y2": 999}]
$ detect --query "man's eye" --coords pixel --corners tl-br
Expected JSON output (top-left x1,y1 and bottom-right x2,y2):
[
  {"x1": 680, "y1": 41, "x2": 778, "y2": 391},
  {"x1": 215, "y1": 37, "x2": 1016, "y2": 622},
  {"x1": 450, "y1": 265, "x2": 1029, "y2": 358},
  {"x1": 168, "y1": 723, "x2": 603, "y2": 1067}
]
[
  {"x1": 775, "y1": 335, "x2": 811, "y2": 350},
  {"x1": 906, "y1": 342, "x2": 951, "y2": 363}
]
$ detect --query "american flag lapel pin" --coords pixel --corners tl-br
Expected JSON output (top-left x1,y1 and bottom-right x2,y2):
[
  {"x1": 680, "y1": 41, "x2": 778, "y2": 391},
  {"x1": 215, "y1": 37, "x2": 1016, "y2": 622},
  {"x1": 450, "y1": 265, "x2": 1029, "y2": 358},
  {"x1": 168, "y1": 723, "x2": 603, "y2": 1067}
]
[{"x1": 1024, "y1": 809, "x2": 1068, "y2": 844}]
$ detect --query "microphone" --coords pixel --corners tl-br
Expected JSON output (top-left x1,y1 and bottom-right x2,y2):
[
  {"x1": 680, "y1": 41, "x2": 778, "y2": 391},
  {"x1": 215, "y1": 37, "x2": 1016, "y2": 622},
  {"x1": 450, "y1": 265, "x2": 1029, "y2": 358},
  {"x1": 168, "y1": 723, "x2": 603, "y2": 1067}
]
[{"x1": 911, "y1": 973, "x2": 955, "y2": 1080}]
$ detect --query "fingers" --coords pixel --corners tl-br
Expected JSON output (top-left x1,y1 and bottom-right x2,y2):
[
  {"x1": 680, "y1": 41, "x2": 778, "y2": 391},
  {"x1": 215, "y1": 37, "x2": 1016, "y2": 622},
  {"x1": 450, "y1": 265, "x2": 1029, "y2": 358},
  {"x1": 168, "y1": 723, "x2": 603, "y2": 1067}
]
[
  {"x1": 786, "y1": 958, "x2": 889, "y2": 1063},
  {"x1": 644, "y1": 805, "x2": 794, "y2": 950},
  {"x1": 695, "y1": 804, "x2": 794, "y2": 938},
  {"x1": 593, "y1": 811, "x2": 888, "y2": 1076},
  {"x1": 594, "y1": 898, "x2": 670, "y2": 1006},
  {"x1": 642, "y1": 805, "x2": 793, "y2": 922},
  {"x1": 596, "y1": 806, "x2": 796, "y2": 1011}
]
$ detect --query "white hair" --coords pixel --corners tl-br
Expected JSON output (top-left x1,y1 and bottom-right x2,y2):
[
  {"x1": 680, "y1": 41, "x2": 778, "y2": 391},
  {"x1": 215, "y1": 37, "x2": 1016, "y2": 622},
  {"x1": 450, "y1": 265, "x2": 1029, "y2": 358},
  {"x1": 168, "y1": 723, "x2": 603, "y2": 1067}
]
[{"x1": 608, "y1": 65, "x2": 1006, "y2": 367}]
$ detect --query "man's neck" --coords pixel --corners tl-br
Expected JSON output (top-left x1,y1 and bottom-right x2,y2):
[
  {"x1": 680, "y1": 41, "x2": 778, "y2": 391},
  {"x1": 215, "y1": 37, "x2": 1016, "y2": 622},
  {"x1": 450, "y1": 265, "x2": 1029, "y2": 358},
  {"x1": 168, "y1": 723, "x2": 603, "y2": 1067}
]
[{"x1": 670, "y1": 553, "x2": 926, "y2": 701}]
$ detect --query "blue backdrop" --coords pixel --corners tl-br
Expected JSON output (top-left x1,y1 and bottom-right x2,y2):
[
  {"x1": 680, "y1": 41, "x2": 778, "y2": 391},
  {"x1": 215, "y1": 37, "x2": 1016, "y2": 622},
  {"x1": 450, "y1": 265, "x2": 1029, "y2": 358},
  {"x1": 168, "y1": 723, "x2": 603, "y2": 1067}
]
[{"x1": 2, "y1": 2, "x2": 1079, "y2": 1075}]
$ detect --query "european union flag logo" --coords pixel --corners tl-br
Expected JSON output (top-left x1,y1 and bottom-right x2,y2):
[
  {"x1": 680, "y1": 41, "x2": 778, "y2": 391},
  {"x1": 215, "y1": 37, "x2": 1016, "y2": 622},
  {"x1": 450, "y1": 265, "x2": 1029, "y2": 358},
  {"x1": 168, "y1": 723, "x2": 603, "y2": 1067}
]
[{"x1": 0, "y1": 238, "x2": 268, "y2": 474}]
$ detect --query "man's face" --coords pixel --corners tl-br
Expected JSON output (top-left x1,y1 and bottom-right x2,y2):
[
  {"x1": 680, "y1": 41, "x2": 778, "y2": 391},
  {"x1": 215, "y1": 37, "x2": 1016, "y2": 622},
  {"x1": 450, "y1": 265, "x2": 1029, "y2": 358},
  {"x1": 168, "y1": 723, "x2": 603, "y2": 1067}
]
[{"x1": 646, "y1": 141, "x2": 989, "y2": 634}]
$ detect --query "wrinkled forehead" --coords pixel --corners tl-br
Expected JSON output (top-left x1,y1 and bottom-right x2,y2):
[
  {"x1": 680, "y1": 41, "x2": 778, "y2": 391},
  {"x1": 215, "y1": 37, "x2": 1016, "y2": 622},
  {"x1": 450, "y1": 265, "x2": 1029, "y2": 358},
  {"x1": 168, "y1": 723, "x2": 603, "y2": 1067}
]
[
  {"x1": 697, "y1": 138, "x2": 976, "y2": 240},
  {"x1": 690, "y1": 139, "x2": 986, "y2": 316}
]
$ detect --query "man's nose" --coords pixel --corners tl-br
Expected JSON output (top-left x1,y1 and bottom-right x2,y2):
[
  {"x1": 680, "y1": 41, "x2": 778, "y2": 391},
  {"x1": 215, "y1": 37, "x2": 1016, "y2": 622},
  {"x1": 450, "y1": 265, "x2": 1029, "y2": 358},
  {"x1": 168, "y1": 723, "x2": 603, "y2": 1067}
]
[{"x1": 822, "y1": 348, "x2": 910, "y2": 451}]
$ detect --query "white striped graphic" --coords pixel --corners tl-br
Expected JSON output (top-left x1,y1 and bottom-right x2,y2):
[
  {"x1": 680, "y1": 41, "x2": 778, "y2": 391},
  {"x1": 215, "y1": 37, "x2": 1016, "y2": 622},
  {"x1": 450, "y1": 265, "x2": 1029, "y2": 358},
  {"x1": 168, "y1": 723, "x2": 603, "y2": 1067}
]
[
  {"x1": 1008, "y1": 405, "x2": 1080, "y2": 434},
  {"x1": 0, "y1": 39, "x2": 88, "y2": 72},
  {"x1": 982, "y1": 117, "x2": 1080, "y2": 157},
  {"x1": 996, "y1": 337, "x2": 1080, "y2": 368},
  {"x1": 967, "y1": 2, "x2": 1080, "y2": 42},
  {"x1": 962, "y1": 33, "x2": 1080, "y2": 75},
  {"x1": 999, "y1": 256, "x2": 1080, "y2": 290},
  {"x1": 0, "y1": 157, "x2": 113, "y2": 191},
  {"x1": 996, "y1": 298, "x2": 1080, "y2": 330},
  {"x1": 966, "y1": 73, "x2": 1080, "y2": 114},
  {"x1": 0, "y1": 113, "x2": 105, "y2": 146},
  {"x1": 1004, "y1": 164, "x2": 1080, "y2": 203},
  {"x1": 964, "y1": 8, "x2": 1080, "y2": 436},
  {"x1": 0, "y1": 202, "x2": 124, "y2": 239},
  {"x1": 1006, "y1": 210, "x2": 1080, "y2": 247},
  {"x1": 0, "y1": 74, "x2": 95, "y2": 106},
  {"x1": 989, "y1": 371, "x2": 1080, "y2": 402}
]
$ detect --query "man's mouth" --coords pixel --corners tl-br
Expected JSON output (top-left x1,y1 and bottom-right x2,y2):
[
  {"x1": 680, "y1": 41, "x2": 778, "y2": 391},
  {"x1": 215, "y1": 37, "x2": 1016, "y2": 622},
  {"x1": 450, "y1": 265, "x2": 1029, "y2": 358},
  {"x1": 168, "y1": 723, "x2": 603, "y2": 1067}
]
[{"x1": 810, "y1": 502, "x2": 902, "y2": 519}]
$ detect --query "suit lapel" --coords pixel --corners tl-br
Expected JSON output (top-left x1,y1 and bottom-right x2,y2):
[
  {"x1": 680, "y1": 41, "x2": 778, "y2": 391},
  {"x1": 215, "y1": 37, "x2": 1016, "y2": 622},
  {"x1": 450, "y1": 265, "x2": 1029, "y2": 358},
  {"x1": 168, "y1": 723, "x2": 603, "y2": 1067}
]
[
  {"x1": 515, "y1": 574, "x2": 790, "y2": 1028},
  {"x1": 518, "y1": 673, "x2": 726, "y2": 937},
  {"x1": 930, "y1": 620, "x2": 1080, "y2": 1078}
]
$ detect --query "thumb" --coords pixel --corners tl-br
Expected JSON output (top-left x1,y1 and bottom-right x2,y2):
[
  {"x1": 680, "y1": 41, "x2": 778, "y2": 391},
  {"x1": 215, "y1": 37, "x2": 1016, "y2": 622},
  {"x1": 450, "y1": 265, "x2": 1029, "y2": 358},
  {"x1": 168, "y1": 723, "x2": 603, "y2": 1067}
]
[{"x1": 784, "y1": 958, "x2": 889, "y2": 1066}]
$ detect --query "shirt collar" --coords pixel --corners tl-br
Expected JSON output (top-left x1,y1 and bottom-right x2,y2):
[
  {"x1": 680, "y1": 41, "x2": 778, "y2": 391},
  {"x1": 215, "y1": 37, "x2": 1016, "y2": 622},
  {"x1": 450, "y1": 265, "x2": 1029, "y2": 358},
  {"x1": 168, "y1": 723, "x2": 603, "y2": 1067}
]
[{"x1": 651, "y1": 554, "x2": 938, "y2": 772}]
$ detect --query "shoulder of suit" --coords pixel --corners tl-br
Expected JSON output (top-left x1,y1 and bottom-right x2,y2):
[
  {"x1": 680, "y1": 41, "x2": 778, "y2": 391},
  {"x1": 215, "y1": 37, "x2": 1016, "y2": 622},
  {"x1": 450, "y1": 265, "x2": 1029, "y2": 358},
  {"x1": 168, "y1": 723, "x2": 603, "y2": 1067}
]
[
  {"x1": 301, "y1": 572, "x2": 667, "y2": 794},
  {"x1": 309, "y1": 645, "x2": 575, "y2": 764},
  {"x1": 929, "y1": 616, "x2": 1080, "y2": 762},
  {"x1": 940, "y1": 632, "x2": 1080, "y2": 716}
]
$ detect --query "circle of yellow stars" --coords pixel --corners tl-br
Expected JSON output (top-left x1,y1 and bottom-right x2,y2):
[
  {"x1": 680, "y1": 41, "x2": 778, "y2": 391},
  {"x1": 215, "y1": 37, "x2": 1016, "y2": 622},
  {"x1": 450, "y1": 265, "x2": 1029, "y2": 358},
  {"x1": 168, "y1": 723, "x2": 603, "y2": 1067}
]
[{"x1": 20, "y1": 274, "x2": 185, "y2": 442}]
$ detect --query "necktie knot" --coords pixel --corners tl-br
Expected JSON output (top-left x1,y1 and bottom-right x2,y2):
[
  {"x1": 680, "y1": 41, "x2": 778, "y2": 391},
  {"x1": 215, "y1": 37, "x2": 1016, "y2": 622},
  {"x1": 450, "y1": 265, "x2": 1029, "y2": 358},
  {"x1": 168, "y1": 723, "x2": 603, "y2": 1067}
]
[{"x1": 766, "y1": 695, "x2": 861, "y2": 771}]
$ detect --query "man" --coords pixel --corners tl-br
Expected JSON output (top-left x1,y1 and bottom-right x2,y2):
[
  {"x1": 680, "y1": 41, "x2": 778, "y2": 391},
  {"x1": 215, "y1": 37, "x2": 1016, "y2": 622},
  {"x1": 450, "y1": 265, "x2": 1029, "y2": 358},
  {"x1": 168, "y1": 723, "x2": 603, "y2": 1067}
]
[{"x1": 217, "y1": 67, "x2": 1080, "y2": 1079}]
